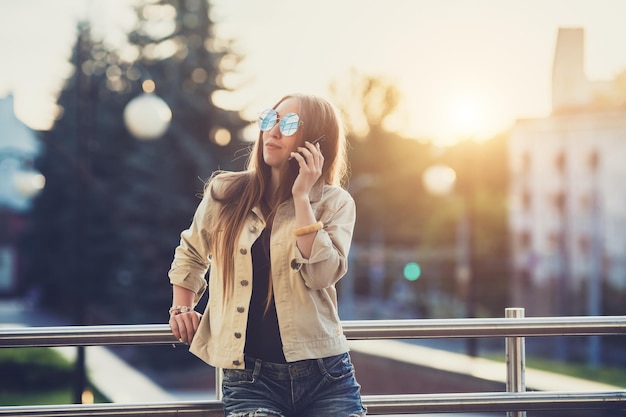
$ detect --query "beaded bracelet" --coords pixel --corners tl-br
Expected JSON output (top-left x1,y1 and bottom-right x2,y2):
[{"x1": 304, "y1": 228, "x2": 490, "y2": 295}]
[
  {"x1": 169, "y1": 305, "x2": 193, "y2": 315},
  {"x1": 293, "y1": 221, "x2": 324, "y2": 237}
]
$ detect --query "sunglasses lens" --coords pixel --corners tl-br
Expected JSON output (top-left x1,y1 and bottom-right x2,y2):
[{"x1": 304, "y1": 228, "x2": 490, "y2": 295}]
[
  {"x1": 279, "y1": 113, "x2": 300, "y2": 136},
  {"x1": 258, "y1": 109, "x2": 278, "y2": 131}
]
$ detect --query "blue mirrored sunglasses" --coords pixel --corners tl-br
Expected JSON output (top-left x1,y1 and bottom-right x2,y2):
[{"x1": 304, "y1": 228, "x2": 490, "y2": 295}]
[{"x1": 257, "y1": 108, "x2": 303, "y2": 136}]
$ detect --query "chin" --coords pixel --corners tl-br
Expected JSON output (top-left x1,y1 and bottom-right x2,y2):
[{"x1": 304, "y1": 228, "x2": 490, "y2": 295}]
[{"x1": 263, "y1": 156, "x2": 283, "y2": 168}]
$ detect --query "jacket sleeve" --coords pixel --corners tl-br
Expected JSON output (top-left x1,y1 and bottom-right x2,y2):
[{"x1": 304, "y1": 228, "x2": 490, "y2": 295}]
[
  {"x1": 168, "y1": 189, "x2": 213, "y2": 305},
  {"x1": 294, "y1": 188, "x2": 356, "y2": 290}
]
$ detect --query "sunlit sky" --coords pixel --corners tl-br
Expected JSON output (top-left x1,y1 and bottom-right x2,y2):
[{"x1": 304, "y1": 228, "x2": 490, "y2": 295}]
[{"x1": 1, "y1": 0, "x2": 626, "y2": 145}]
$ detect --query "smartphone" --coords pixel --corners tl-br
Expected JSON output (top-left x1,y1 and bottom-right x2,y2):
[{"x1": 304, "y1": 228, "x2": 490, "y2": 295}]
[{"x1": 289, "y1": 135, "x2": 326, "y2": 160}]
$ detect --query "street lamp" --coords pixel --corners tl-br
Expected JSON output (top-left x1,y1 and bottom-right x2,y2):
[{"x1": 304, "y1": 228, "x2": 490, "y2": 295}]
[
  {"x1": 422, "y1": 164, "x2": 456, "y2": 196},
  {"x1": 422, "y1": 163, "x2": 477, "y2": 357},
  {"x1": 421, "y1": 164, "x2": 472, "y2": 298},
  {"x1": 0, "y1": 155, "x2": 45, "y2": 210},
  {"x1": 12, "y1": 170, "x2": 46, "y2": 200},
  {"x1": 123, "y1": 79, "x2": 172, "y2": 140}
]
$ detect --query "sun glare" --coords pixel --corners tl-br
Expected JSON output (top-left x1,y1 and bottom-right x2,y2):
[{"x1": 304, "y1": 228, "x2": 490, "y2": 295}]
[{"x1": 449, "y1": 96, "x2": 486, "y2": 139}]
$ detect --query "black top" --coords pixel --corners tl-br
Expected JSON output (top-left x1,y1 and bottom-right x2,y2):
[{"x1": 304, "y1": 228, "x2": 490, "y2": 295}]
[{"x1": 244, "y1": 228, "x2": 287, "y2": 363}]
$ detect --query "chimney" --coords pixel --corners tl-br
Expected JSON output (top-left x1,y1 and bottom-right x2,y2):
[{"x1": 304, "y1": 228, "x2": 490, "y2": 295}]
[{"x1": 552, "y1": 27, "x2": 590, "y2": 112}]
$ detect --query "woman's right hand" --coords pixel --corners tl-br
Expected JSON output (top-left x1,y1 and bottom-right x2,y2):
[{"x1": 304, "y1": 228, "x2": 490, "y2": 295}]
[{"x1": 169, "y1": 310, "x2": 202, "y2": 345}]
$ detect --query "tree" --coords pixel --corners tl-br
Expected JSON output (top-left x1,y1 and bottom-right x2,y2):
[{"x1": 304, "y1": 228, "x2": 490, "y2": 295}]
[
  {"x1": 331, "y1": 70, "x2": 510, "y2": 317},
  {"x1": 19, "y1": 23, "x2": 134, "y2": 323},
  {"x1": 440, "y1": 136, "x2": 510, "y2": 316},
  {"x1": 330, "y1": 71, "x2": 433, "y2": 245},
  {"x1": 19, "y1": 1, "x2": 249, "y2": 325}
]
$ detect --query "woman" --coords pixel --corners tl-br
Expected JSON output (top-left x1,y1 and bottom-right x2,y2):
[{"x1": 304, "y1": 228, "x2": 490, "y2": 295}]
[{"x1": 168, "y1": 93, "x2": 366, "y2": 417}]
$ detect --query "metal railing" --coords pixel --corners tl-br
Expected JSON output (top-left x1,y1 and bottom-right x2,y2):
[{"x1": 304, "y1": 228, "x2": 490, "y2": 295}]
[{"x1": 1, "y1": 309, "x2": 625, "y2": 416}]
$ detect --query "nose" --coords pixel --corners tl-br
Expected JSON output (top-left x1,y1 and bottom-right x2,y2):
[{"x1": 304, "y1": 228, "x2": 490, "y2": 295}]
[{"x1": 268, "y1": 122, "x2": 282, "y2": 138}]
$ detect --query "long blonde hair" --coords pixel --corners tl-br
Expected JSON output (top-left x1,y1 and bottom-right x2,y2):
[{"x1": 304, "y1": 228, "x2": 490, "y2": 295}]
[{"x1": 207, "y1": 94, "x2": 349, "y2": 304}]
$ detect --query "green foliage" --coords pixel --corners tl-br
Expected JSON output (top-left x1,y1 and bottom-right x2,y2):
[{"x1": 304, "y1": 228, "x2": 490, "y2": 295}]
[
  {"x1": 485, "y1": 352, "x2": 626, "y2": 388},
  {"x1": 0, "y1": 349, "x2": 109, "y2": 406},
  {"x1": 0, "y1": 390, "x2": 73, "y2": 406},
  {"x1": 525, "y1": 358, "x2": 626, "y2": 388},
  {"x1": 0, "y1": 383, "x2": 106, "y2": 406},
  {"x1": 0, "y1": 348, "x2": 72, "y2": 390},
  {"x1": 18, "y1": 1, "x2": 248, "y2": 325},
  {"x1": 349, "y1": 132, "x2": 435, "y2": 245},
  {"x1": 334, "y1": 71, "x2": 511, "y2": 317}
]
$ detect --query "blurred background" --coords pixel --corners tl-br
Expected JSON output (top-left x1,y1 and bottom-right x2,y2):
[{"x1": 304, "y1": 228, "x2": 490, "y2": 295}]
[{"x1": 0, "y1": 0, "x2": 625, "y2": 409}]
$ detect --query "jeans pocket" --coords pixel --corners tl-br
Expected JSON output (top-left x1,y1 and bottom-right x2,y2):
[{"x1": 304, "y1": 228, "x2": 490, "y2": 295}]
[
  {"x1": 319, "y1": 352, "x2": 355, "y2": 381},
  {"x1": 222, "y1": 368, "x2": 255, "y2": 386}
]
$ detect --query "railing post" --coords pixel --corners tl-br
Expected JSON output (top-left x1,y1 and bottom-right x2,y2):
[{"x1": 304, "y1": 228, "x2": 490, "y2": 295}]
[
  {"x1": 215, "y1": 367, "x2": 223, "y2": 400},
  {"x1": 506, "y1": 307, "x2": 526, "y2": 417}
]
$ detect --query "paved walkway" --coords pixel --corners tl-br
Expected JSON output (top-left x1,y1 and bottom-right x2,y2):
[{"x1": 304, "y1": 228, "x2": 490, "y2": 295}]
[{"x1": 349, "y1": 339, "x2": 623, "y2": 392}]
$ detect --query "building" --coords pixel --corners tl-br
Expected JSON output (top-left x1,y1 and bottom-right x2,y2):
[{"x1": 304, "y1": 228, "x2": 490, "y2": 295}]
[{"x1": 508, "y1": 28, "x2": 626, "y2": 317}]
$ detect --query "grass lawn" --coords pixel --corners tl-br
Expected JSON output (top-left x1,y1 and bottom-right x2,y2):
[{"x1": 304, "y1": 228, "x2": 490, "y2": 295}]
[
  {"x1": 0, "y1": 347, "x2": 108, "y2": 406},
  {"x1": 484, "y1": 353, "x2": 626, "y2": 388},
  {"x1": 0, "y1": 390, "x2": 75, "y2": 406},
  {"x1": 525, "y1": 356, "x2": 626, "y2": 388}
]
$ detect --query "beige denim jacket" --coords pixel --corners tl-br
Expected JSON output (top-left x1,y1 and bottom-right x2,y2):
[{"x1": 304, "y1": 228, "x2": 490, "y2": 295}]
[{"x1": 168, "y1": 173, "x2": 356, "y2": 369}]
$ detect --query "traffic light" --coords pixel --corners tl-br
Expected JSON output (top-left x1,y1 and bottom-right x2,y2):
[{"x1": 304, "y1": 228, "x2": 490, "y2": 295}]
[{"x1": 403, "y1": 262, "x2": 421, "y2": 281}]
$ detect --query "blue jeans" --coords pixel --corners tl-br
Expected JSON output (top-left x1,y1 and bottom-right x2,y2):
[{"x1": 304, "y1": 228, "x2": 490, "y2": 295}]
[{"x1": 222, "y1": 352, "x2": 367, "y2": 417}]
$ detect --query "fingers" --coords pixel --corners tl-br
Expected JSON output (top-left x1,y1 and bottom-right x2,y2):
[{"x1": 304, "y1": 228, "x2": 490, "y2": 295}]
[
  {"x1": 170, "y1": 312, "x2": 198, "y2": 344},
  {"x1": 305, "y1": 141, "x2": 323, "y2": 164},
  {"x1": 291, "y1": 141, "x2": 324, "y2": 167},
  {"x1": 291, "y1": 141, "x2": 324, "y2": 198},
  {"x1": 169, "y1": 312, "x2": 202, "y2": 344}
]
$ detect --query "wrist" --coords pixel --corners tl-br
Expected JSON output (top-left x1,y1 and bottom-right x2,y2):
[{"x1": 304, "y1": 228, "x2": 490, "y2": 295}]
[
  {"x1": 292, "y1": 194, "x2": 310, "y2": 205},
  {"x1": 169, "y1": 305, "x2": 193, "y2": 316}
]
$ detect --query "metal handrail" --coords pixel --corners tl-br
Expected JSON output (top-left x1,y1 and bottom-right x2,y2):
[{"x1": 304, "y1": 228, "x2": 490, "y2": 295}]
[
  {"x1": 2, "y1": 315, "x2": 625, "y2": 347},
  {"x1": 1, "y1": 314, "x2": 625, "y2": 416},
  {"x1": 1, "y1": 391, "x2": 626, "y2": 416}
]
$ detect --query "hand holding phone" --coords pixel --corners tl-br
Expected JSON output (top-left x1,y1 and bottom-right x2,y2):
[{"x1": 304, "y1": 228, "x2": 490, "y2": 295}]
[
  {"x1": 288, "y1": 135, "x2": 326, "y2": 160},
  {"x1": 290, "y1": 134, "x2": 326, "y2": 199}
]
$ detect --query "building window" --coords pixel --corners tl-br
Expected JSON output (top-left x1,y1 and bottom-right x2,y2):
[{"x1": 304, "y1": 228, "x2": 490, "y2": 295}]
[
  {"x1": 521, "y1": 151, "x2": 531, "y2": 174},
  {"x1": 587, "y1": 150, "x2": 599, "y2": 172},
  {"x1": 547, "y1": 232, "x2": 560, "y2": 251},
  {"x1": 555, "y1": 151, "x2": 566, "y2": 174},
  {"x1": 521, "y1": 188, "x2": 531, "y2": 212},
  {"x1": 518, "y1": 231, "x2": 531, "y2": 251},
  {"x1": 578, "y1": 235, "x2": 590, "y2": 255},
  {"x1": 551, "y1": 192, "x2": 566, "y2": 213},
  {"x1": 580, "y1": 194, "x2": 592, "y2": 212}
]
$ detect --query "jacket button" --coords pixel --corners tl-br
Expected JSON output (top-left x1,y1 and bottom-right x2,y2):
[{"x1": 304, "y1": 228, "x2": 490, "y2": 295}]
[
  {"x1": 234, "y1": 332, "x2": 242, "y2": 338},
  {"x1": 240, "y1": 280, "x2": 249, "y2": 286},
  {"x1": 240, "y1": 248, "x2": 247, "y2": 255},
  {"x1": 237, "y1": 306, "x2": 245, "y2": 313},
  {"x1": 249, "y1": 225, "x2": 257, "y2": 233},
  {"x1": 233, "y1": 360, "x2": 241, "y2": 366},
  {"x1": 290, "y1": 258, "x2": 302, "y2": 271}
]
